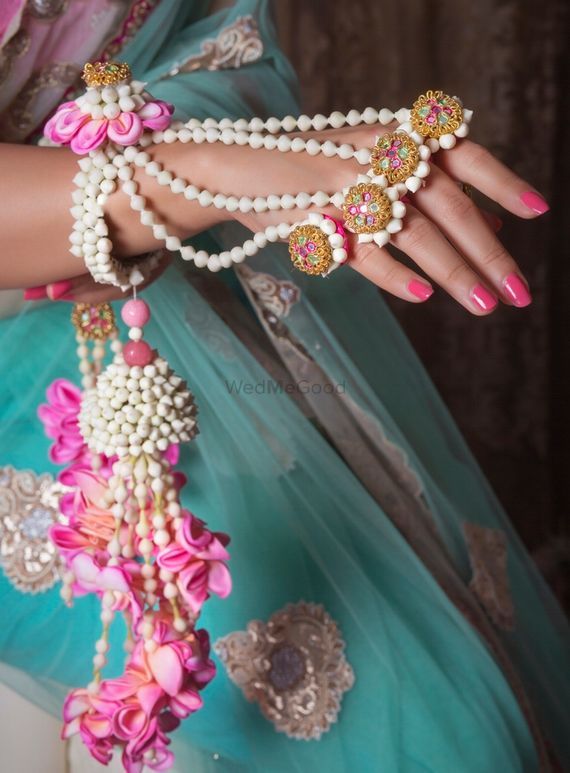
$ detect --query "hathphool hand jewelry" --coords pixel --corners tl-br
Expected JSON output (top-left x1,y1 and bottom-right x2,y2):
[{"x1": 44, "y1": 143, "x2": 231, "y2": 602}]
[
  {"x1": 39, "y1": 62, "x2": 473, "y2": 770},
  {"x1": 43, "y1": 62, "x2": 473, "y2": 283}
]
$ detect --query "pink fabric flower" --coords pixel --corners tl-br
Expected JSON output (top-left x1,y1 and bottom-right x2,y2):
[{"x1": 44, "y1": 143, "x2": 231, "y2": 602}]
[
  {"x1": 70, "y1": 118, "x2": 109, "y2": 154},
  {"x1": 44, "y1": 98, "x2": 173, "y2": 154},
  {"x1": 70, "y1": 552, "x2": 131, "y2": 596},
  {"x1": 63, "y1": 689, "x2": 119, "y2": 765},
  {"x1": 157, "y1": 514, "x2": 231, "y2": 613},
  {"x1": 44, "y1": 103, "x2": 89, "y2": 145},
  {"x1": 107, "y1": 112, "x2": 143, "y2": 145},
  {"x1": 138, "y1": 100, "x2": 174, "y2": 131},
  {"x1": 50, "y1": 468, "x2": 116, "y2": 558},
  {"x1": 64, "y1": 626, "x2": 215, "y2": 770},
  {"x1": 38, "y1": 378, "x2": 87, "y2": 465}
]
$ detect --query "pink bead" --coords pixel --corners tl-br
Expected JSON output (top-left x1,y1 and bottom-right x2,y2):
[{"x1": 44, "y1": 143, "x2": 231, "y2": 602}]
[
  {"x1": 121, "y1": 299, "x2": 151, "y2": 328},
  {"x1": 123, "y1": 340, "x2": 153, "y2": 367}
]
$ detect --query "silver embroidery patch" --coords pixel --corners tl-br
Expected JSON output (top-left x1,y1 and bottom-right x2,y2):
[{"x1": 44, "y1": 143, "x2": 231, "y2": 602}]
[
  {"x1": 161, "y1": 15, "x2": 263, "y2": 79},
  {"x1": 0, "y1": 465, "x2": 67, "y2": 593},
  {"x1": 238, "y1": 264, "x2": 301, "y2": 319},
  {"x1": 464, "y1": 522, "x2": 516, "y2": 631},
  {"x1": 214, "y1": 601, "x2": 354, "y2": 740}
]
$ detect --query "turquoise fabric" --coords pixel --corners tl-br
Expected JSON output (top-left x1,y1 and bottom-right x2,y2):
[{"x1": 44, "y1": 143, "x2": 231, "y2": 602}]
[{"x1": 0, "y1": 2, "x2": 569, "y2": 771}]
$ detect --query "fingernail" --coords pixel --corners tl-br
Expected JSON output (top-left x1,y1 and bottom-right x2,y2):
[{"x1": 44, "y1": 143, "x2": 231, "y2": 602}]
[
  {"x1": 408, "y1": 279, "x2": 434, "y2": 301},
  {"x1": 48, "y1": 280, "x2": 73, "y2": 300},
  {"x1": 23, "y1": 286, "x2": 48, "y2": 301},
  {"x1": 520, "y1": 191, "x2": 549, "y2": 215},
  {"x1": 470, "y1": 284, "x2": 498, "y2": 312},
  {"x1": 503, "y1": 273, "x2": 532, "y2": 307}
]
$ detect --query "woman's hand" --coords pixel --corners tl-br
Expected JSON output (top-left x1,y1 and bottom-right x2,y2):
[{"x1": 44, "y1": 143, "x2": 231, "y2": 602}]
[
  {"x1": 230, "y1": 122, "x2": 547, "y2": 315},
  {"x1": 13, "y1": 120, "x2": 548, "y2": 312}
]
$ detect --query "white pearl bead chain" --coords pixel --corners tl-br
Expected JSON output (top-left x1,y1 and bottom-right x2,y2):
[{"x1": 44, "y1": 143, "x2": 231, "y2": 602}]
[
  {"x1": 135, "y1": 148, "x2": 342, "y2": 216},
  {"x1": 189, "y1": 106, "x2": 404, "y2": 134},
  {"x1": 157, "y1": 120, "x2": 372, "y2": 166}
]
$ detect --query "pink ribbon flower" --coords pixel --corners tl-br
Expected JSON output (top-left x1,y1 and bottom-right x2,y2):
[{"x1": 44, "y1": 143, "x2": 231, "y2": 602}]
[
  {"x1": 38, "y1": 378, "x2": 88, "y2": 465},
  {"x1": 157, "y1": 513, "x2": 231, "y2": 613},
  {"x1": 44, "y1": 99, "x2": 173, "y2": 154}
]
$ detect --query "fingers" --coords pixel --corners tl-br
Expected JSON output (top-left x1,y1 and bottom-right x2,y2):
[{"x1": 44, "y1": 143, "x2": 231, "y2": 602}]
[
  {"x1": 390, "y1": 204, "x2": 499, "y2": 314},
  {"x1": 413, "y1": 166, "x2": 531, "y2": 307},
  {"x1": 435, "y1": 139, "x2": 549, "y2": 219},
  {"x1": 348, "y1": 237, "x2": 434, "y2": 303},
  {"x1": 24, "y1": 255, "x2": 172, "y2": 305},
  {"x1": 51, "y1": 277, "x2": 130, "y2": 304}
]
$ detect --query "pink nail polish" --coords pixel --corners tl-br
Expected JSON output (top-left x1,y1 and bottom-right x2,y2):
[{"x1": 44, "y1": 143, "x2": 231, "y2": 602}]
[
  {"x1": 520, "y1": 191, "x2": 549, "y2": 215},
  {"x1": 408, "y1": 279, "x2": 434, "y2": 301},
  {"x1": 503, "y1": 273, "x2": 532, "y2": 307},
  {"x1": 470, "y1": 284, "x2": 498, "y2": 312},
  {"x1": 48, "y1": 280, "x2": 73, "y2": 300},
  {"x1": 23, "y1": 286, "x2": 48, "y2": 301}
]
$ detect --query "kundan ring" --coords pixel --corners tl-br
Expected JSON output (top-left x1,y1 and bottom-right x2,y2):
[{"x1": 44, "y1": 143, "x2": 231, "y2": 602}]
[{"x1": 288, "y1": 214, "x2": 348, "y2": 276}]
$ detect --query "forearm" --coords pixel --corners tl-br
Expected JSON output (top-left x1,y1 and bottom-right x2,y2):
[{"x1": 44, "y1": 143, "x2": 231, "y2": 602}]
[
  {"x1": 0, "y1": 138, "x2": 344, "y2": 290},
  {"x1": 0, "y1": 143, "x2": 231, "y2": 289}
]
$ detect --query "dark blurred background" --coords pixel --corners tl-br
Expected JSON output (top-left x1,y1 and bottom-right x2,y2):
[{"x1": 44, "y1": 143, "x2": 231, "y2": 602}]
[{"x1": 276, "y1": 0, "x2": 569, "y2": 596}]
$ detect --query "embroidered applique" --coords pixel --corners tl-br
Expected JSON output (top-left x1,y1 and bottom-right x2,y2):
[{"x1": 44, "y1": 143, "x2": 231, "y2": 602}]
[
  {"x1": 0, "y1": 27, "x2": 30, "y2": 87},
  {"x1": 236, "y1": 264, "x2": 308, "y2": 355},
  {"x1": 160, "y1": 15, "x2": 263, "y2": 79},
  {"x1": 7, "y1": 60, "x2": 80, "y2": 135},
  {"x1": 238, "y1": 264, "x2": 301, "y2": 319},
  {"x1": 0, "y1": 465, "x2": 67, "y2": 593},
  {"x1": 214, "y1": 601, "x2": 354, "y2": 740},
  {"x1": 464, "y1": 522, "x2": 516, "y2": 631}
]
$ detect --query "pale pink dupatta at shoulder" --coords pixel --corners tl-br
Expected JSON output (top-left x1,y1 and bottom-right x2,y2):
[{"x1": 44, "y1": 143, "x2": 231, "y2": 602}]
[{"x1": 0, "y1": 0, "x2": 158, "y2": 143}]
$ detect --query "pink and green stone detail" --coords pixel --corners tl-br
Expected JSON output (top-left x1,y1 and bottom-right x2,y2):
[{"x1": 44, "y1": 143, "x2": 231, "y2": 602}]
[
  {"x1": 411, "y1": 90, "x2": 462, "y2": 139},
  {"x1": 292, "y1": 233, "x2": 321, "y2": 270},
  {"x1": 288, "y1": 217, "x2": 347, "y2": 276},
  {"x1": 342, "y1": 183, "x2": 391, "y2": 234},
  {"x1": 71, "y1": 303, "x2": 117, "y2": 341},
  {"x1": 371, "y1": 132, "x2": 419, "y2": 184}
]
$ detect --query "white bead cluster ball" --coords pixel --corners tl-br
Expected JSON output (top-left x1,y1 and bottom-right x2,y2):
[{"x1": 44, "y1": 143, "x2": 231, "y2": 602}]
[{"x1": 79, "y1": 353, "x2": 198, "y2": 458}]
